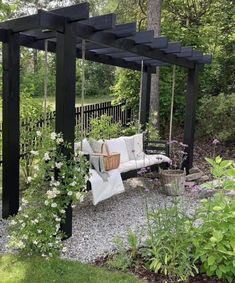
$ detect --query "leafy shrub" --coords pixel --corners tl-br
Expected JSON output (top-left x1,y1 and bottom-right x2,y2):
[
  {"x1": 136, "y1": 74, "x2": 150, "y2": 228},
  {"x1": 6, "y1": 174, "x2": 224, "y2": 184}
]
[
  {"x1": 197, "y1": 94, "x2": 235, "y2": 143},
  {"x1": 9, "y1": 130, "x2": 90, "y2": 257},
  {"x1": 193, "y1": 193, "x2": 235, "y2": 282},
  {"x1": 142, "y1": 200, "x2": 197, "y2": 281},
  {"x1": 203, "y1": 156, "x2": 235, "y2": 190},
  {"x1": 89, "y1": 115, "x2": 122, "y2": 140}
]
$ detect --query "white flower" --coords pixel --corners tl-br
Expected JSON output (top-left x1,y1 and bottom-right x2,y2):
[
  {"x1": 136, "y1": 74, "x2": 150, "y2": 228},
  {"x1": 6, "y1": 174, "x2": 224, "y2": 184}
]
[
  {"x1": 43, "y1": 152, "x2": 50, "y2": 161},
  {"x1": 34, "y1": 219, "x2": 39, "y2": 224},
  {"x1": 33, "y1": 240, "x2": 38, "y2": 245},
  {"x1": 18, "y1": 206, "x2": 22, "y2": 211},
  {"x1": 51, "y1": 203, "x2": 57, "y2": 208},
  {"x1": 55, "y1": 217, "x2": 61, "y2": 222},
  {"x1": 69, "y1": 181, "x2": 77, "y2": 187},
  {"x1": 50, "y1": 132, "x2": 57, "y2": 140},
  {"x1": 22, "y1": 198, "x2": 28, "y2": 204},
  {"x1": 60, "y1": 209, "x2": 65, "y2": 214},
  {"x1": 56, "y1": 137, "x2": 64, "y2": 144},
  {"x1": 30, "y1": 150, "x2": 39, "y2": 156},
  {"x1": 48, "y1": 243, "x2": 53, "y2": 247},
  {"x1": 62, "y1": 247, "x2": 67, "y2": 253},
  {"x1": 21, "y1": 223, "x2": 26, "y2": 228},
  {"x1": 27, "y1": 177, "x2": 32, "y2": 184},
  {"x1": 10, "y1": 220, "x2": 17, "y2": 226},
  {"x1": 36, "y1": 131, "x2": 42, "y2": 137},
  {"x1": 67, "y1": 191, "x2": 73, "y2": 196},
  {"x1": 23, "y1": 214, "x2": 29, "y2": 218},
  {"x1": 33, "y1": 165, "x2": 39, "y2": 171},
  {"x1": 44, "y1": 200, "x2": 49, "y2": 206},
  {"x1": 37, "y1": 229, "x2": 42, "y2": 234},
  {"x1": 33, "y1": 173, "x2": 38, "y2": 178},
  {"x1": 55, "y1": 162, "x2": 63, "y2": 169},
  {"x1": 75, "y1": 192, "x2": 82, "y2": 200},
  {"x1": 56, "y1": 224, "x2": 60, "y2": 231}
]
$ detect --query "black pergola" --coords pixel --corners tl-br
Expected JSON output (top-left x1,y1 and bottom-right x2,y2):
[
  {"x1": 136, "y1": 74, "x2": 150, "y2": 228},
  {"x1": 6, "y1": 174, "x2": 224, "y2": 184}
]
[{"x1": 0, "y1": 3, "x2": 211, "y2": 236}]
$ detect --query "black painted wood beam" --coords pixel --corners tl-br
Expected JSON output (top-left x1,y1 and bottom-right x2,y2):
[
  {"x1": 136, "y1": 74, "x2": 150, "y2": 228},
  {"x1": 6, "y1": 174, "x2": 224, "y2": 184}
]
[
  {"x1": 198, "y1": 55, "x2": 212, "y2": 64},
  {"x1": 162, "y1": 42, "x2": 181, "y2": 53},
  {"x1": 176, "y1": 47, "x2": 193, "y2": 57},
  {"x1": 51, "y1": 2, "x2": 89, "y2": 21},
  {"x1": 2, "y1": 30, "x2": 20, "y2": 218},
  {"x1": 0, "y1": 10, "x2": 65, "y2": 33},
  {"x1": 146, "y1": 37, "x2": 168, "y2": 49},
  {"x1": 104, "y1": 23, "x2": 136, "y2": 37},
  {"x1": 56, "y1": 22, "x2": 77, "y2": 238},
  {"x1": 182, "y1": 65, "x2": 200, "y2": 173}
]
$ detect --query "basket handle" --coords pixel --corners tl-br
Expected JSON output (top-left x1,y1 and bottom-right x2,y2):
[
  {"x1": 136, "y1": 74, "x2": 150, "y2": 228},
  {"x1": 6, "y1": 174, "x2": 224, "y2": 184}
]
[{"x1": 101, "y1": 143, "x2": 110, "y2": 156}]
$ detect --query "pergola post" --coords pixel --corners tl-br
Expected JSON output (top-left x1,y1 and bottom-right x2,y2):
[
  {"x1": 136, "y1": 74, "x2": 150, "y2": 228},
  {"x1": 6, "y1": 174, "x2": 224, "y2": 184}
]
[
  {"x1": 56, "y1": 22, "x2": 76, "y2": 238},
  {"x1": 2, "y1": 30, "x2": 20, "y2": 218},
  {"x1": 139, "y1": 67, "x2": 151, "y2": 129},
  {"x1": 182, "y1": 64, "x2": 199, "y2": 173}
]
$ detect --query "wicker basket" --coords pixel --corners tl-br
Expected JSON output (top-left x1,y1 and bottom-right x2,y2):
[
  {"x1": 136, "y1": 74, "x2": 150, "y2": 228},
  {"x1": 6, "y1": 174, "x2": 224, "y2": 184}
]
[
  {"x1": 91, "y1": 143, "x2": 120, "y2": 171},
  {"x1": 159, "y1": 169, "x2": 186, "y2": 196}
]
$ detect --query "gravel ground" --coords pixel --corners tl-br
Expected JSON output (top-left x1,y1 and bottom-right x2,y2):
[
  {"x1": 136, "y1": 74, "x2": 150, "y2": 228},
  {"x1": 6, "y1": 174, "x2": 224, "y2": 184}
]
[{"x1": 0, "y1": 178, "x2": 200, "y2": 262}]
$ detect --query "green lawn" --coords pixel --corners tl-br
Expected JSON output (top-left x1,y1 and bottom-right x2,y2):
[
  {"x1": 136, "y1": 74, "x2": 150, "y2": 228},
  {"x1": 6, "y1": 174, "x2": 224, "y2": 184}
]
[
  {"x1": 0, "y1": 255, "x2": 144, "y2": 283},
  {"x1": 33, "y1": 95, "x2": 114, "y2": 110}
]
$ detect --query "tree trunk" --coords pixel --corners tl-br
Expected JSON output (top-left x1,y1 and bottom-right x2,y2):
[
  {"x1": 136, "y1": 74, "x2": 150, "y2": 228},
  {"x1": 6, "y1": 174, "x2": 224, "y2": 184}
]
[{"x1": 147, "y1": 0, "x2": 162, "y2": 130}]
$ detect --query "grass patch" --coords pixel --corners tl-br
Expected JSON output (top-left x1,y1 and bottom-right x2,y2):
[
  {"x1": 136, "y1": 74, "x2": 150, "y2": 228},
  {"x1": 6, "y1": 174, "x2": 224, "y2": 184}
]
[
  {"x1": 33, "y1": 95, "x2": 114, "y2": 110},
  {"x1": 0, "y1": 255, "x2": 144, "y2": 283}
]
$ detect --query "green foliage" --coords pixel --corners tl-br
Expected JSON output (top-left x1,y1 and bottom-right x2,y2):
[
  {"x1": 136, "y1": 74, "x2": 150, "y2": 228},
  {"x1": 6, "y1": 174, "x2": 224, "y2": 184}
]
[
  {"x1": 89, "y1": 114, "x2": 122, "y2": 140},
  {"x1": 142, "y1": 200, "x2": 197, "y2": 281},
  {"x1": 20, "y1": 92, "x2": 51, "y2": 187},
  {"x1": 146, "y1": 112, "x2": 160, "y2": 141},
  {"x1": 193, "y1": 194, "x2": 235, "y2": 283},
  {"x1": 197, "y1": 94, "x2": 235, "y2": 142},
  {"x1": 112, "y1": 69, "x2": 141, "y2": 114},
  {"x1": 76, "y1": 61, "x2": 115, "y2": 97},
  {"x1": 0, "y1": 255, "x2": 144, "y2": 283},
  {"x1": 203, "y1": 156, "x2": 235, "y2": 190},
  {"x1": 8, "y1": 130, "x2": 90, "y2": 257},
  {"x1": 108, "y1": 231, "x2": 140, "y2": 271}
]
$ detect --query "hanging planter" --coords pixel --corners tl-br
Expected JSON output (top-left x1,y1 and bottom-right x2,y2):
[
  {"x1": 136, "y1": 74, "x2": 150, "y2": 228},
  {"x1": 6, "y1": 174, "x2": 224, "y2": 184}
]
[{"x1": 159, "y1": 169, "x2": 186, "y2": 196}]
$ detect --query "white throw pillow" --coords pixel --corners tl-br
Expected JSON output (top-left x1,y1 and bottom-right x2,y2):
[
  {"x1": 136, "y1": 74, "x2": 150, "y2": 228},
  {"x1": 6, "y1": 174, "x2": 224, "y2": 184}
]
[
  {"x1": 105, "y1": 137, "x2": 129, "y2": 163},
  {"x1": 133, "y1": 133, "x2": 144, "y2": 160},
  {"x1": 123, "y1": 136, "x2": 135, "y2": 160},
  {"x1": 81, "y1": 138, "x2": 94, "y2": 154}
]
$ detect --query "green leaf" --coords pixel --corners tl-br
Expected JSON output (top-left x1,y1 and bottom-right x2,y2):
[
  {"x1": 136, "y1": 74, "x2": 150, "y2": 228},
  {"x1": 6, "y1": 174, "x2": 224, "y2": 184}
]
[{"x1": 208, "y1": 255, "x2": 216, "y2": 266}]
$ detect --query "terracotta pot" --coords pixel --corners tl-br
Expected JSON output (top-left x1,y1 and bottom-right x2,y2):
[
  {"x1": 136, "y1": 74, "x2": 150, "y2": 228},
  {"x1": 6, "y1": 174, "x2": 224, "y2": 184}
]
[{"x1": 159, "y1": 169, "x2": 186, "y2": 196}]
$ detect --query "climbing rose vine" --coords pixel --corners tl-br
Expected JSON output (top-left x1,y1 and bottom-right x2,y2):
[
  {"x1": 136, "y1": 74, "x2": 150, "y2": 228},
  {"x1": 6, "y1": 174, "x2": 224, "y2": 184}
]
[{"x1": 8, "y1": 130, "x2": 90, "y2": 258}]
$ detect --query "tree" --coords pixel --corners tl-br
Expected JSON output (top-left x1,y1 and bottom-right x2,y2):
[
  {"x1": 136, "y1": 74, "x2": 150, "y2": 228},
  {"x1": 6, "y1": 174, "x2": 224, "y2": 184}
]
[{"x1": 147, "y1": 0, "x2": 163, "y2": 130}]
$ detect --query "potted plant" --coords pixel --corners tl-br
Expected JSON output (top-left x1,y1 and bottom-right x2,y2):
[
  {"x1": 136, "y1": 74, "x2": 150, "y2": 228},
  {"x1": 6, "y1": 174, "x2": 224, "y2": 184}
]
[{"x1": 159, "y1": 141, "x2": 188, "y2": 196}]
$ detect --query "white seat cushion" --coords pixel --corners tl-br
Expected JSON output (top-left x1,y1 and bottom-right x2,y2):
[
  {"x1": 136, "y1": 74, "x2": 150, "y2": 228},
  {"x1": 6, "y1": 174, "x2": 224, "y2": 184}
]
[
  {"x1": 105, "y1": 137, "x2": 129, "y2": 163},
  {"x1": 118, "y1": 154, "x2": 171, "y2": 173},
  {"x1": 118, "y1": 160, "x2": 137, "y2": 173}
]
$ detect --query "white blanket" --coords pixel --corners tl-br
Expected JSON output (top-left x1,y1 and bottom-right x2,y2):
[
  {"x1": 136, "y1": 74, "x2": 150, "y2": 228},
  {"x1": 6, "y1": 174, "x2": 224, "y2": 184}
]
[{"x1": 89, "y1": 168, "x2": 125, "y2": 205}]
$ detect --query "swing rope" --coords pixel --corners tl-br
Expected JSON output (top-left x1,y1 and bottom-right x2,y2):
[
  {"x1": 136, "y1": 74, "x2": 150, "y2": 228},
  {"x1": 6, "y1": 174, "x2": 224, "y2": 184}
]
[
  {"x1": 169, "y1": 65, "x2": 176, "y2": 145},
  {"x1": 44, "y1": 39, "x2": 48, "y2": 124},
  {"x1": 80, "y1": 39, "x2": 86, "y2": 151},
  {"x1": 138, "y1": 59, "x2": 144, "y2": 133}
]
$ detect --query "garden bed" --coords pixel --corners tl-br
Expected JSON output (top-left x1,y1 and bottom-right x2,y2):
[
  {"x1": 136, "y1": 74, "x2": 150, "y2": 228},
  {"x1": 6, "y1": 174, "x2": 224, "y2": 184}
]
[{"x1": 95, "y1": 254, "x2": 225, "y2": 283}]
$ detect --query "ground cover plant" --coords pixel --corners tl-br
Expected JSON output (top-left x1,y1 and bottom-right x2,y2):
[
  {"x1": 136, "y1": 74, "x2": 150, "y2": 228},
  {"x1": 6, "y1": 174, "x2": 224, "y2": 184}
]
[{"x1": 0, "y1": 255, "x2": 144, "y2": 283}]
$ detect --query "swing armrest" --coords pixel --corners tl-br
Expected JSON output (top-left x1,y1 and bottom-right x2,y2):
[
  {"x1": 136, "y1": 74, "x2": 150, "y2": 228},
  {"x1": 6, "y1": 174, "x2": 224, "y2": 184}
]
[{"x1": 144, "y1": 140, "x2": 169, "y2": 156}]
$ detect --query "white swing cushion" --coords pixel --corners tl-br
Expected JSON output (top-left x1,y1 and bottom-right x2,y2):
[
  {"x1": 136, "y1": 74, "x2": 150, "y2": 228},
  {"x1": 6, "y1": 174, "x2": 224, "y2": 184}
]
[
  {"x1": 105, "y1": 137, "x2": 129, "y2": 163},
  {"x1": 74, "y1": 139, "x2": 94, "y2": 154}
]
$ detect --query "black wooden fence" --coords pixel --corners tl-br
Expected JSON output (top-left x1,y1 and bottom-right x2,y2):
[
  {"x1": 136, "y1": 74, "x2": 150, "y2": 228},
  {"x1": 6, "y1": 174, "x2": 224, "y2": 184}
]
[{"x1": 0, "y1": 101, "x2": 132, "y2": 164}]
